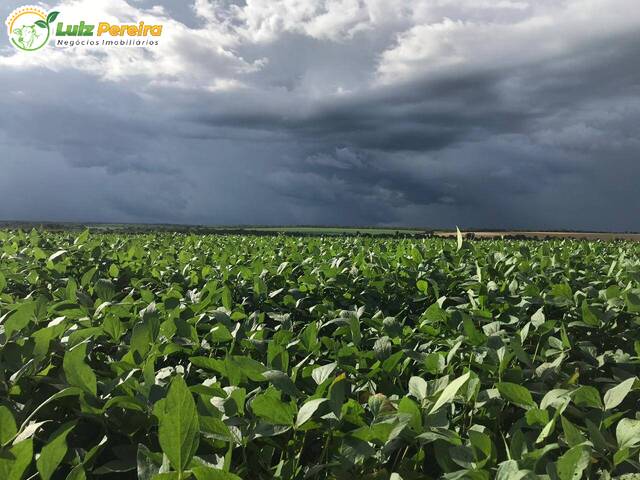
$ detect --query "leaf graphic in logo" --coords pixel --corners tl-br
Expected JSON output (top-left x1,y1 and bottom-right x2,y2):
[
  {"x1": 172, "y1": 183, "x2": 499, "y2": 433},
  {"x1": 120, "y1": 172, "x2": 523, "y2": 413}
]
[
  {"x1": 35, "y1": 20, "x2": 47, "y2": 29},
  {"x1": 47, "y1": 11, "x2": 60, "y2": 24}
]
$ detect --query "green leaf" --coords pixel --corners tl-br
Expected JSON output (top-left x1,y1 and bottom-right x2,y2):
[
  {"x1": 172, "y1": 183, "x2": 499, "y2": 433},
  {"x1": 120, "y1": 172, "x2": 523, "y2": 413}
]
[
  {"x1": 108, "y1": 264, "x2": 119, "y2": 277},
  {"x1": 346, "y1": 314, "x2": 361, "y2": 346},
  {"x1": 222, "y1": 286, "x2": 233, "y2": 310},
  {"x1": 614, "y1": 447, "x2": 630, "y2": 466},
  {"x1": 200, "y1": 416, "x2": 232, "y2": 442},
  {"x1": 555, "y1": 445, "x2": 590, "y2": 480},
  {"x1": 497, "y1": 382, "x2": 536, "y2": 409},
  {"x1": 136, "y1": 444, "x2": 162, "y2": 480},
  {"x1": 0, "y1": 271, "x2": 6, "y2": 293},
  {"x1": 158, "y1": 375, "x2": 199, "y2": 474},
  {"x1": 561, "y1": 416, "x2": 586, "y2": 447},
  {"x1": 430, "y1": 372, "x2": 470, "y2": 414},
  {"x1": 47, "y1": 11, "x2": 60, "y2": 24},
  {"x1": 36, "y1": 421, "x2": 76, "y2": 480},
  {"x1": 192, "y1": 466, "x2": 242, "y2": 480},
  {"x1": 422, "y1": 302, "x2": 447, "y2": 324},
  {"x1": 328, "y1": 374, "x2": 347, "y2": 417},
  {"x1": 63, "y1": 341, "x2": 97, "y2": 396},
  {"x1": 209, "y1": 324, "x2": 233, "y2": 343},
  {"x1": 296, "y1": 398, "x2": 328, "y2": 427},
  {"x1": 93, "y1": 457, "x2": 137, "y2": 475},
  {"x1": 625, "y1": 291, "x2": 640, "y2": 313},
  {"x1": 311, "y1": 363, "x2": 337, "y2": 385},
  {"x1": 225, "y1": 355, "x2": 267, "y2": 384},
  {"x1": 103, "y1": 315, "x2": 123, "y2": 341},
  {"x1": 1, "y1": 302, "x2": 36, "y2": 340},
  {"x1": 462, "y1": 317, "x2": 485, "y2": 345},
  {"x1": 398, "y1": 397, "x2": 422, "y2": 433},
  {"x1": 65, "y1": 465, "x2": 86, "y2": 480},
  {"x1": 13, "y1": 388, "x2": 81, "y2": 444},
  {"x1": 35, "y1": 20, "x2": 48, "y2": 28},
  {"x1": 425, "y1": 354, "x2": 445, "y2": 376},
  {"x1": 0, "y1": 406, "x2": 17, "y2": 445},
  {"x1": 94, "y1": 278, "x2": 115, "y2": 301},
  {"x1": 581, "y1": 300, "x2": 601, "y2": 327},
  {"x1": 190, "y1": 356, "x2": 226, "y2": 374},
  {"x1": 130, "y1": 321, "x2": 152, "y2": 360},
  {"x1": 251, "y1": 393, "x2": 295, "y2": 425},
  {"x1": 496, "y1": 460, "x2": 529, "y2": 480},
  {"x1": 0, "y1": 438, "x2": 32, "y2": 480},
  {"x1": 525, "y1": 408, "x2": 549, "y2": 427},
  {"x1": 550, "y1": 283, "x2": 574, "y2": 305},
  {"x1": 300, "y1": 321, "x2": 320, "y2": 352},
  {"x1": 408, "y1": 376, "x2": 428, "y2": 401},
  {"x1": 535, "y1": 418, "x2": 556, "y2": 444},
  {"x1": 65, "y1": 278, "x2": 78, "y2": 302},
  {"x1": 263, "y1": 370, "x2": 300, "y2": 397},
  {"x1": 48, "y1": 249, "x2": 67, "y2": 262},
  {"x1": 80, "y1": 267, "x2": 97, "y2": 287},
  {"x1": 540, "y1": 389, "x2": 570, "y2": 410},
  {"x1": 616, "y1": 418, "x2": 640, "y2": 449},
  {"x1": 456, "y1": 226, "x2": 463, "y2": 251},
  {"x1": 468, "y1": 430, "x2": 492, "y2": 467},
  {"x1": 585, "y1": 419, "x2": 609, "y2": 454},
  {"x1": 573, "y1": 386, "x2": 603, "y2": 409},
  {"x1": 373, "y1": 336, "x2": 392, "y2": 360},
  {"x1": 531, "y1": 307, "x2": 545, "y2": 327},
  {"x1": 604, "y1": 377, "x2": 636, "y2": 411}
]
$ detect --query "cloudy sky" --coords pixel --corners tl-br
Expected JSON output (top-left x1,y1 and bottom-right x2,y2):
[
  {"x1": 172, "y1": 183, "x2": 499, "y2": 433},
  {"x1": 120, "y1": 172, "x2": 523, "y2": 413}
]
[{"x1": 1, "y1": 0, "x2": 639, "y2": 230}]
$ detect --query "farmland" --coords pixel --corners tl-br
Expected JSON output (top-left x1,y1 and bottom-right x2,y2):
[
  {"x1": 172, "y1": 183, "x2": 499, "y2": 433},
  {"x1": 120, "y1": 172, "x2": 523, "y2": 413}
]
[{"x1": 1, "y1": 230, "x2": 640, "y2": 480}]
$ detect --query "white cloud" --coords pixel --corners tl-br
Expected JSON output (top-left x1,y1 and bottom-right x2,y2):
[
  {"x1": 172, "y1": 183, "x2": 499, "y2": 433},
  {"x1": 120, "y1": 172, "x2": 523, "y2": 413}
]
[
  {"x1": 3, "y1": 0, "x2": 639, "y2": 96},
  {"x1": 230, "y1": 0, "x2": 375, "y2": 42},
  {"x1": 376, "y1": 0, "x2": 640, "y2": 84}
]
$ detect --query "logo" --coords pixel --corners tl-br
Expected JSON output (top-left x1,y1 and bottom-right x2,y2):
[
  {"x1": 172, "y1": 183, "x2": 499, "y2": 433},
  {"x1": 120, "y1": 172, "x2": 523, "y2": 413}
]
[
  {"x1": 6, "y1": 6, "x2": 59, "y2": 51},
  {"x1": 6, "y1": 6, "x2": 163, "y2": 51}
]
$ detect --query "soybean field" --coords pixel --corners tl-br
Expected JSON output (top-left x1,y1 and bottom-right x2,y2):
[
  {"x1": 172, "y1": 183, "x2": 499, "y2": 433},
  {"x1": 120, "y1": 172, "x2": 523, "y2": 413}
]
[{"x1": 1, "y1": 229, "x2": 640, "y2": 480}]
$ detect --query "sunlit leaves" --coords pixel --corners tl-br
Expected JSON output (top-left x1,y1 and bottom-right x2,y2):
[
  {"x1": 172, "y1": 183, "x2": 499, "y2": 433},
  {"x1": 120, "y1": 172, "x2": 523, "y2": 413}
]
[
  {"x1": 0, "y1": 406, "x2": 17, "y2": 445},
  {"x1": 1, "y1": 301, "x2": 36, "y2": 341},
  {"x1": 430, "y1": 372, "x2": 470, "y2": 414},
  {"x1": 497, "y1": 382, "x2": 536, "y2": 409},
  {"x1": 312, "y1": 362, "x2": 337, "y2": 385},
  {"x1": 63, "y1": 341, "x2": 97, "y2": 396},
  {"x1": 616, "y1": 418, "x2": 640, "y2": 449},
  {"x1": 296, "y1": 398, "x2": 328, "y2": 427},
  {"x1": 0, "y1": 439, "x2": 33, "y2": 480},
  {"x1": 556, "y1": 445, "x2": 591, "y2": 480},
  {"x1": 604, "y1": 377, "x2": 636, "y2": 411},
  {"x1": 36, "y1": 422, "x2": 76, "y2": 480},
  {"x1": 251, "y1": 392, "x2": 296, "y2": 426},
  {"x1": 158, "y1": 375, "x2": 199, "y2": 474}
]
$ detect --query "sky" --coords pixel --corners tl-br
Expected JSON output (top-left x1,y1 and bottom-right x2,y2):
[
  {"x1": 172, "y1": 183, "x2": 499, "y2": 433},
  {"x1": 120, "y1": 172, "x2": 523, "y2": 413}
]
[{"x1": 1, "y1": 0, "x2": 639, "y2": 230}]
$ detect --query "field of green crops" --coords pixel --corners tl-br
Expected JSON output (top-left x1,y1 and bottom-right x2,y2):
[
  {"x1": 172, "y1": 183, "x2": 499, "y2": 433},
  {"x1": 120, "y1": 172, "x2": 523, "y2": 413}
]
[{"x1": 1, "y1": 230, "x2": 640, "y2": 480}]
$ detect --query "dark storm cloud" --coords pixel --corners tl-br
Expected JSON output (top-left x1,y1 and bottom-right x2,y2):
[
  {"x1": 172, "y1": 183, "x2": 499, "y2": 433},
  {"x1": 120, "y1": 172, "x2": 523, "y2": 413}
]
[
  {"x1": 1, "y1": 0, "x2": 639, "y2": 229},
  {"x1": 192, "y1": 71, "x2": 528, "y2": 152}
]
